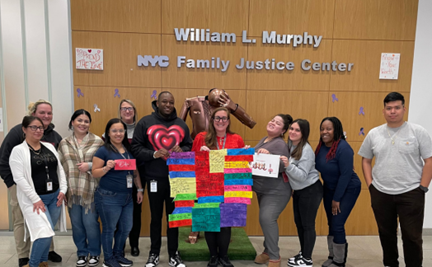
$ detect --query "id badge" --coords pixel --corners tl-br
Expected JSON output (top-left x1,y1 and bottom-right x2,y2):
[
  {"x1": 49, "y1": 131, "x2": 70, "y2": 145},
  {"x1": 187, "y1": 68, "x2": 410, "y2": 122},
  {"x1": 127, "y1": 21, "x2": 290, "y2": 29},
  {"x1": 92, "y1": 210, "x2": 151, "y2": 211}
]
[
  {"x1": 46, "y1": 179, "x2": 53, "y2": 192},
  {"x1": 126, "y1": 174, "x2": 133, "y2": 188},
  {"x1": 150, "y1": 180, "x2": 157, "y2": 193}
]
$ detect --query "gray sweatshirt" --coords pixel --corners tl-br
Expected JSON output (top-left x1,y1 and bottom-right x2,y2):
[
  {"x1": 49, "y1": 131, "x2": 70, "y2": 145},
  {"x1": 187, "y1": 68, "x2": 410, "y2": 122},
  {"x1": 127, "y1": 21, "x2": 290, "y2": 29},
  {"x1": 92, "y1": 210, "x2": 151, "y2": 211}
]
[
  {"x1": 253, "y1": 137, "x2": 292, "y2": 195},
  {"x1": 285, "y1": 142, "x2": 320, "y2": 190}
]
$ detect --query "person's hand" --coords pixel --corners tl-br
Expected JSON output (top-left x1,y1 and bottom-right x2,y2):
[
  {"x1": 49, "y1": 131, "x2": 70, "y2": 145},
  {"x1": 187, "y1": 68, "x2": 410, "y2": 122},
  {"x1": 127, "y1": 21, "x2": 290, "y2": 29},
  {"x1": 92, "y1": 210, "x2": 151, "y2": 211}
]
[
  {"x1": 171, "y1": 145, "x2": 183, "y2": 153},
  {"x1": 137, "y1": 192, "x2": 143, "y2": 204},
  {"x1": 200, "y1": 146, "x2": 210, "y2": 152},
  {"x1": 105, "y1": 160, "x2": 116, "y2": 171},
  {"x1": 57, "y1": 192, "x2": 67, "y2": 207},
  {"x1": 76, "y1": 162, "x2": 90, "y2": 173},
  {"x1": 154, "y1": 149, "x2": 170, "y2": 158},
  {"x1": 218, "y1": 91, "x2": 236, "y2": 110},
  {"x1": 332, "y1": 200, "x2": 341, "y2": 215},
  {"x1": 257, "y1": 148, "x2": 270, "y2": 154},
  {"x1": 280, "y1": 156, "x2": 289, "y2": 168},
  {"x1": 243, "y1": 145, "x2": 250, "y2": 149},
  {"x1": 33, "y1": 200, "x2": 46, "y2": 214}
]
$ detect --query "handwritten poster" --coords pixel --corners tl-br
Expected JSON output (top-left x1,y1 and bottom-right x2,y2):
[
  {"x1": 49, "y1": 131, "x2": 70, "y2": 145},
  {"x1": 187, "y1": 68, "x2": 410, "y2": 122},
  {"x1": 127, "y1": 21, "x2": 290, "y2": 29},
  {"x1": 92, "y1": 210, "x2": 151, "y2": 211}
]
[
  {"x1": 76, "y1": 48, "x2": 103, "y2": 70},
  {"x1": 250, "y1": 153, "x2": 280, "y2": 178},
  {"x1": 209, "y1": 149, "x2": 227, "y2": 173},
  {"x1": 379, "y1": 53, "x2": 400, "y2": 79}
]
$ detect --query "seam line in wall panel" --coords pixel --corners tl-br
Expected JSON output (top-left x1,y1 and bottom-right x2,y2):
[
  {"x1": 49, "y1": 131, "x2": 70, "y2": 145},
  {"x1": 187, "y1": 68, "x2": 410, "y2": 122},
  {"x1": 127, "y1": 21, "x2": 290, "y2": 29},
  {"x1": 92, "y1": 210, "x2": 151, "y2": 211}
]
[
  {"x1": 68, "y1": 0, "x2": 74, "y2": 112},
  {"x1": 20, "y1": 0, "x2": 29, "y2": 109},
  {"x1": 0, "y1": 3, "x2": 8, "y2": 135},
  {"x1": 44, "y1": 0, "x2": 52, "y2": 102}
]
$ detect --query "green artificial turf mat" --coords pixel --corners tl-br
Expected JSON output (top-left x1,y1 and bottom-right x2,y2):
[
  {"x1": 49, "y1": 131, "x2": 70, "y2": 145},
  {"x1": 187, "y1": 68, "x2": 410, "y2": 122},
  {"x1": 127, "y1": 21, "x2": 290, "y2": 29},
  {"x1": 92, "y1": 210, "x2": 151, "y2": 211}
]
[{"x1": 178, "y1": 227, "x2": 257, "y2": 261}]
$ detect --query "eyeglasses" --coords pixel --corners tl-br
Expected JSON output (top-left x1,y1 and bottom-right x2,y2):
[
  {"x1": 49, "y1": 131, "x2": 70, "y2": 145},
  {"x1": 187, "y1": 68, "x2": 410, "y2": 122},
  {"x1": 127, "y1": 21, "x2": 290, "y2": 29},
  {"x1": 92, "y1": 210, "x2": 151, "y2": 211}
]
[
  {"x1": 111, "y1": 129, "x2": 125, "y2": 134},
  {"x1": 120, "y1": 107, "x2": 133, "y2": 112},
  {"x1": 28, "y1": 125, "x2": 44, "y2": 132},
  {"x1": 214, "y1": 116, "x2": 228, "y2": 122}
]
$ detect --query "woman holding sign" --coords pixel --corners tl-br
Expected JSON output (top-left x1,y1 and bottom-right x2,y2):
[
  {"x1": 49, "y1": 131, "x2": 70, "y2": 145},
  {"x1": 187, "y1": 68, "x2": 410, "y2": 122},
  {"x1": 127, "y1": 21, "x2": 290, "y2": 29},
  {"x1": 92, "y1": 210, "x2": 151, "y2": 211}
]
[
  {"x1": 192, "y1": 107, "x2": 247, "y2": 267},
  {"x1": 281, "y1": 119, "x2": 323, "y2": 267},
  {"x1": 252, "y1": 114, "x2": 293, "y2": 267},
  {"x1": 315, "y1": 117, "x2": 360, "y2": 267},
  {"x1": 58, "y1": 109, "x2": 104, "y2": 267},
  {"x1": 92, "y1": 118, "x2": 143, "y2": 267}
]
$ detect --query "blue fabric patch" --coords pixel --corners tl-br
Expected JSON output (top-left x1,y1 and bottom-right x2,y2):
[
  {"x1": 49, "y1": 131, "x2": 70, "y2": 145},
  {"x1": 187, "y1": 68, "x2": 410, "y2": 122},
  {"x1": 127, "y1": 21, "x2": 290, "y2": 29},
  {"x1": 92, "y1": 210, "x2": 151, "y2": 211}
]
[
  {"x1": 172, "y1": 207, "x2": 193, "y2": 214},
  {"x1": 166, "y1": 158, "x2": 195, "y2": 165},
  {"x1": 224, "y1": 179, "x2": 253, "y2": 186},
  {"x1": 197, "y1": 196, "x2": 224, "y2": 203},
  {"x1": 227, "y1": 148, "x2": 255, "y2": 156},
  {"x1": 169, "y1": 171, "x2": 196, "y2": 178}
]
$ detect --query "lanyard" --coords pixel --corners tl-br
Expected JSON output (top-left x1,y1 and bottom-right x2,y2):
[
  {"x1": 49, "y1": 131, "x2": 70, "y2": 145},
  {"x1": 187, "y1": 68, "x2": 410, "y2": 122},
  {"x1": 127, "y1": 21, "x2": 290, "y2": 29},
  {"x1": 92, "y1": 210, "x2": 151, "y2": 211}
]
[
  {"x1": 28, "y1": 144, "x2": 51, "y2": 181},
  {"x1": 216, "y1": 134, "x2": 227, "y2": 150}
]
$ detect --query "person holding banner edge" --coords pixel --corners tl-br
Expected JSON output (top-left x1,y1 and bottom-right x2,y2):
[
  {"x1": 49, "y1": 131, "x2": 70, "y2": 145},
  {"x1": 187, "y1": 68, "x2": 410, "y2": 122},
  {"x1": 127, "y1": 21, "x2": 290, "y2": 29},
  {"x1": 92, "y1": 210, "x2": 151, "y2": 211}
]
[
  {"x1": 281, "y1": 119, "x2": 323, "y2": 267},
  {"x1": 92, "y1": 118, "x2": 143, "y2": 267},
  {"x1": 252, "y1": 114, "x2": 293, "y2": 267},
  {"x1": 191, "y1": 107, "x2": 249, "y2": 267}
]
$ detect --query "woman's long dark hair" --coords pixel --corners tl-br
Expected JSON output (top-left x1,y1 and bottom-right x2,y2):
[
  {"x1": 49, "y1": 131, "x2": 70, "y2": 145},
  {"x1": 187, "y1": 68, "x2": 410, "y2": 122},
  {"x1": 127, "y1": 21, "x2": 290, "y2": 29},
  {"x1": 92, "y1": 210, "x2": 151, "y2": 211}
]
[
  {"x1": 289, "y1": 119, "x2": 310, "y2": 160},
  {"x1": 205, "y1": 107, "x2": 234, "y2": 149},
  {"x1": 103, "y1": 118, "x2": 131, "y2": 153},
  {"x1": 315, "y1": 117, "x2": 345, "y2": 161},
  {"x1": 68, "y1": 109, "x2": 92, "y2": 130}
]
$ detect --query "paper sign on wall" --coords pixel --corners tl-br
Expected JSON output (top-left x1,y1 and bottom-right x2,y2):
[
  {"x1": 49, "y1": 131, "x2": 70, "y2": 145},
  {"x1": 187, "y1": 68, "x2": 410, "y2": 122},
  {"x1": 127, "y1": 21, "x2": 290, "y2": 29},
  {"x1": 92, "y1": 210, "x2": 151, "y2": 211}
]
[
  {"x1": 379, "y1": 53, "x2": 400, "y2": 80},
  {"x1": 76, "y1": 48, "x2": 103, "y2": 70},
  {"x1": 250, "y1": 153, "x2": 280, "y2": 178}
]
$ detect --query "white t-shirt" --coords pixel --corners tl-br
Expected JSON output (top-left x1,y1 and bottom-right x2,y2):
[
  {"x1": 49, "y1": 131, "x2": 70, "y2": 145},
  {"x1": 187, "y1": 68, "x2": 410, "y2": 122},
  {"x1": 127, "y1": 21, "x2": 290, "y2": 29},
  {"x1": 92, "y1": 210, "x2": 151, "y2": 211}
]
[{"x1": 358, "y1": 122, "x2": 432, "y2": 195}]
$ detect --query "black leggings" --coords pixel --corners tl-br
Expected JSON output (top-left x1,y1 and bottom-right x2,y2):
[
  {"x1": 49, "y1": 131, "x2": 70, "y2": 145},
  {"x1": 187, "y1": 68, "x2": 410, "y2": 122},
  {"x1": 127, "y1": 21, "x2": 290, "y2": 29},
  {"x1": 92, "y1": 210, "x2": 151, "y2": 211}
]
[{"x1": 205, "y1": 227, "x2": 231, "y2": 257}]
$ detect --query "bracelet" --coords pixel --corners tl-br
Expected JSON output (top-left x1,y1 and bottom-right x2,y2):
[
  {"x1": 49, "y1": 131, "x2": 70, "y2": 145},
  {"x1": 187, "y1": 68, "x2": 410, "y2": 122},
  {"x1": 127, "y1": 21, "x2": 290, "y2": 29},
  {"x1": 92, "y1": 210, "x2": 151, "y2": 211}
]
[
  {"x1": 137, "y1": 188, "x2": 144, "y2": 192},
  {"x1": 103, "y1": 167, "x2": 107, "y2": 173}
]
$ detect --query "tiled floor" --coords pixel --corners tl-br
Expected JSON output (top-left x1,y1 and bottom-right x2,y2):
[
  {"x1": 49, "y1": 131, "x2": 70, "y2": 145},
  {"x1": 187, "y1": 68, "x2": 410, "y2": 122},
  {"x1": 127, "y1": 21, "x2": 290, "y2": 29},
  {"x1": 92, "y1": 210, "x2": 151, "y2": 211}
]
[{"x1": 1, "y1": 233, "x2": 432, "y2": 267}]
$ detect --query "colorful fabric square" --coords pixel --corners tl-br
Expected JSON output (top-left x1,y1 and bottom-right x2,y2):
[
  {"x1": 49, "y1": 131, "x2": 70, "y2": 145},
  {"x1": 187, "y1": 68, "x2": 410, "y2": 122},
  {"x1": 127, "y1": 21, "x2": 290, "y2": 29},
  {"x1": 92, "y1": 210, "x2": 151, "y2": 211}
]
[
  {"x1": 166, "y1": 157, "x2": 195, "y2": 165},
  {"x1": 174, "y1": 193, "x2": 197, "y2": 201},
  {"x1": 196, "y1": 173, "x2": 224, "y2": 197},
  {"x1": 172, "y1": 207, "x2": 193, "y2": 214},
  {"x1": 226, "y1": 148, "x2": 255, "y2": 156},
  {"x1": 224, "y1": 172, "x2": 253, "y2": 179},
  {"x1": 169, "y1": 164, "x2": 195, "y2": 171},
  {"x1": 224, "y1": 197, "x2": 251, "y2": 204},
  {"x1": 220, "y1": 203, "x2": 247, "y2": 227},
  {"x1": 192, "y1": 207, "x2": 220, "y2": 232},
  {"x1": 169, "y1": 219, "x2": 192, "y2": 228},
  {"x1": 175, "y1": 200, "x2": 195, "y2": 207},
  {"x1": 197, "y1": 195, "x2": 224, "y2": 203},
  {"x1": 225, "y1": 155, "x2": 254, "y2": 162},
  {"x1": 224, "y1": 179, "x2": 254, "y2": 186},
  {"x1": 209, "y1": 149, "x2": 227, "y2": 173},
  {"x1": 169, "y1": 171, "x2": 195, "y2": 178}
]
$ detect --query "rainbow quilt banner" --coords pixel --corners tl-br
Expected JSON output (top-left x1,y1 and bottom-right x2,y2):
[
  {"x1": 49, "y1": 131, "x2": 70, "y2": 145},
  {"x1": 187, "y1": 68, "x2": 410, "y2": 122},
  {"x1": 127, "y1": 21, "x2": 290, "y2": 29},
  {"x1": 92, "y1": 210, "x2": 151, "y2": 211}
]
[{"x1": 167, "y1": 148, "x2": 255, "y2": 231}]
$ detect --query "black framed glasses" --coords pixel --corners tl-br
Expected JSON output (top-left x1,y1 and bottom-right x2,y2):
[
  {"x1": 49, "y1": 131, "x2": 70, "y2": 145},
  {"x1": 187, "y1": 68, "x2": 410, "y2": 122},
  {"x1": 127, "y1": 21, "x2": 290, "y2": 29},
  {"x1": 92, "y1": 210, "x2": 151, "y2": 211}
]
[
  {"x1": 214, "y1": 116, "x2": 228, "y2": 122},
  {"x1": 120, "y1": 107, "x2": 133, "y2": 112},
  {"x1": 28, "y1": 125, "x2": 44, "y2": 132}
]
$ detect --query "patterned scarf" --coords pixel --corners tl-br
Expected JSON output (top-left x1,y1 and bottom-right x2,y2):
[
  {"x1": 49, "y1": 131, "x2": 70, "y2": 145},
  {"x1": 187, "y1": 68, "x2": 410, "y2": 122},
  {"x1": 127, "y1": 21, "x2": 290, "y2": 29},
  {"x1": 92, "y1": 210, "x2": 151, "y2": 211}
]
[{"x1": 58, "y1": 132, "x2": 103, "y2": 213}]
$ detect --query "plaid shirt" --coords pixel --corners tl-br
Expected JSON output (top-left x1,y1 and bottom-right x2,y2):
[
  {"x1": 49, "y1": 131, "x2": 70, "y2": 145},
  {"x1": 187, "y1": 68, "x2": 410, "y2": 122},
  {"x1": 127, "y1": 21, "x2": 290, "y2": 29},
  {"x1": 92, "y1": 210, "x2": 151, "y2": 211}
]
[{"x1": 58, "y1": 132, "x2": 103, "y2": 213}]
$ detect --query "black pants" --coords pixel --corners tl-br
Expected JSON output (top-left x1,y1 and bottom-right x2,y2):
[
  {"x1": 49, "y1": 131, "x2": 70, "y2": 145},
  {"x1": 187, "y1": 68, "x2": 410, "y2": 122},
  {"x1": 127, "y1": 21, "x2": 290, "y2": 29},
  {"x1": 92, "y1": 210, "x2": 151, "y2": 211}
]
[
  {"x1": 205, "y1": 227, "x2": 231, "y2": 257},
  {"x1": 293, "y1": 180, "x2": 323, "y2": 259},
  {"x1": 128, "y1": 184, "x2": 144, "y2": 248},
  {"x1": 147, "y1": 179, "x2": 178, "y2": 257},
  {"x1": 370, "y1": 184, "x2": 424, "y2": 267}
]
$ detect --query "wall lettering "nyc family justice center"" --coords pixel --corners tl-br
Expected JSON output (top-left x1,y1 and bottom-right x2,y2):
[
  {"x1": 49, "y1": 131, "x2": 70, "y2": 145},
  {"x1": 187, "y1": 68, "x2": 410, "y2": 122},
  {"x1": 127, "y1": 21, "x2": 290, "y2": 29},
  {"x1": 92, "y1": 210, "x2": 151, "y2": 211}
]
[{"x1": 137, "y1": 28, "x2": 354, "y2": 73}]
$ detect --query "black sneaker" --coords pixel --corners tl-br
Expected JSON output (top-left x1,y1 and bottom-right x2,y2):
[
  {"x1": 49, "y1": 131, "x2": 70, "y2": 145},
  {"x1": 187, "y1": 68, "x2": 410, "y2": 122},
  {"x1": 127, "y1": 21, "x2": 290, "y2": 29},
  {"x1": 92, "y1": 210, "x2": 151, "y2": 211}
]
[
  {"x1": 48, "y1": 251, "x2": 62, "y2": 262},
  {"x1": 88, "y1": 256, "x2": 100, "y2": 267},
  {"x1": 145, "y1": 253, "x2": 160, "y2": 267},
  {"x1": 103, "y1": 257, "x2": 122, "y2": 267},
  {"x1": 115, "y1": 255, "x2": 133, "y2": 267},
  {"x1": 18, "y1": 257, "x2": 29, "y2": 267},
  {"x1": 169, "y1": 252, "x2": 186, "y2": 267},
  {"x1": 76, "y1": 256, "x2": 87, "y2": 267},
  {"x1": 218, "y1": 255, "x2": 233, "y2": 267},
  {"x1": 287, "y1": 256, "x2": 312, "y2": 267},
  {"x1": 207, "y1": 256, "x2": 219, "y2": 267}
]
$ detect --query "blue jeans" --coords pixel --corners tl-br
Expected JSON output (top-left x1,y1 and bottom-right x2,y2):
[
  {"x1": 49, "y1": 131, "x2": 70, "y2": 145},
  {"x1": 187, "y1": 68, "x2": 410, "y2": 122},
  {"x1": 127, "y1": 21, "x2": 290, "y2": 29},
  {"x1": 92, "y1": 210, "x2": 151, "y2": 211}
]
[
  {"x1": 94, "y1": 187, "x2": 133, "y2": 261},
  {"x1": 323, "y1": 185, "x2": 361, "y2": 244},
  {"x1": 29, "y1": 189, "x2": 62, "y2": 267},
  {"x1": 68, "y1": 204, "x2": 101, "y2": 257}
]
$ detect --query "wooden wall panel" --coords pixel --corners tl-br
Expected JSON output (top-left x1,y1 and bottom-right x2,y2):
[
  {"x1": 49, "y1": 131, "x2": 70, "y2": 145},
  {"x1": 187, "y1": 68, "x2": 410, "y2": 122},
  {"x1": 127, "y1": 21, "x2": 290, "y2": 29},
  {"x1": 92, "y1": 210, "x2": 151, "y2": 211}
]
[
  {"x1": 71, "y1": 0, "x2": 161, "y2": 33},
  {"x1": 72, "y1": 32, "x2": 162, "y2": 88},
  {"x1": 162, "y1": 0, "x2": 249, "y2": 34},
  {"x1": 333, "y1": 0, "x2": 418, "y2": 40},
  {"x1": 245, "y1": 91, "x2": 329, "y2": 141},
  {"x1": 74, "y1": 86, "x2": 159, "y2": 136},
  {"x1": 330, "y1": 40, "x2": 415, "y2": 92},
  {"x1": 326, "y1": 92, "x2": 410, "y2": 142},
  {"x1": 246, "y1": 39, "x2": 333, "y2": 90},
  {"x1": 249, "y1": 0, "x2": 335, "y2": 37},
  {"x1": 161, "y1": 36, "x2": 248, "y2": 89}
]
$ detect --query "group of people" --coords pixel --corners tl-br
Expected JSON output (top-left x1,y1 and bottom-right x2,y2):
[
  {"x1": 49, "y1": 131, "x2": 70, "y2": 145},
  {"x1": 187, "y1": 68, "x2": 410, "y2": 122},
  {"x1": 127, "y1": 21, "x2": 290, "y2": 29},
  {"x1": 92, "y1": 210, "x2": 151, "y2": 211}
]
[{"x1": 0, "y1": 91, "x2": 430, "y2": 267}]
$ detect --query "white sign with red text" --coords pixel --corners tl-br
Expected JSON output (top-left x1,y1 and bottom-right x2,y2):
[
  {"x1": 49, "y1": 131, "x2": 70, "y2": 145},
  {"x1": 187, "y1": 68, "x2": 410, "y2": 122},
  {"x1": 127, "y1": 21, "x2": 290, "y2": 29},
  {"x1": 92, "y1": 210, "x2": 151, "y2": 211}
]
[
  {"x1": 379, "y1": 53, "x2": 400, "y2": 79},
  {"x1": 250, "y1": 153, "x2": 280, "y2": 178},
  {"x1": 76, "y1": 48, "x2": 103, "y2": 70}
]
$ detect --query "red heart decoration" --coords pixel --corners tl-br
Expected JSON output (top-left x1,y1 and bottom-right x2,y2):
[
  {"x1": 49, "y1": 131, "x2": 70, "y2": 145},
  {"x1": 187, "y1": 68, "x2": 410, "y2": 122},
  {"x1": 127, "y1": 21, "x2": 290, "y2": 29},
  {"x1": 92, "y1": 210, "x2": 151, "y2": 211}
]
[
  {"x1": 147, "y1": 125, "x2": 185, "y2": 151},
  {"x1": 88, "y1": 49, "x2": 92, "y2": 53}
]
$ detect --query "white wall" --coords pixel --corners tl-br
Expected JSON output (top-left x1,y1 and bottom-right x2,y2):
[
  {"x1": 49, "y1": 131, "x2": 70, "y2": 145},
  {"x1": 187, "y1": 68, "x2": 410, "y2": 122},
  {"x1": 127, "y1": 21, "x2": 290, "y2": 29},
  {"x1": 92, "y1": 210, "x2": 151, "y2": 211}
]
[
  {"x1": 0, "y1": 0, "x2": 73, "y2": 229},
  {"x1": 409, "y1": 0, "x2": 432, "y2": 228},
  {"x1": 0, "y1": 0, "x2": 73, "y2": 136}
]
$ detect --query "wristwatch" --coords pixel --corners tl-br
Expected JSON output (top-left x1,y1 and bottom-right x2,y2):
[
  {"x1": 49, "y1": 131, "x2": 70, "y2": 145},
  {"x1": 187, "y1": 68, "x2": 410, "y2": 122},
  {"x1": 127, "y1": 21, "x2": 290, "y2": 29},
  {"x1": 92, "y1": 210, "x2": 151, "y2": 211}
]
[
  {"x1": 420, "y1": 185, "x2": 429, "y2": 193},
  {"x1": 137, "y1": 188, "x2": 144, "y2": 192}
]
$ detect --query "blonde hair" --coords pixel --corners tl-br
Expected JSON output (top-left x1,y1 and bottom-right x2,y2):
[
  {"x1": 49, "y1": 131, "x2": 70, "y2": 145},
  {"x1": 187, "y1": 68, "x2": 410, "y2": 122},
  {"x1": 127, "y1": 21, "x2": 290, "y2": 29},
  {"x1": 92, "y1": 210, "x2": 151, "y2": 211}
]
[
  {"x1": 27, "y1": 99, "x2": 52, "y2": 116},
  {"x1": 118, "y1": 99, "x2": 137, "y2": 123}
]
